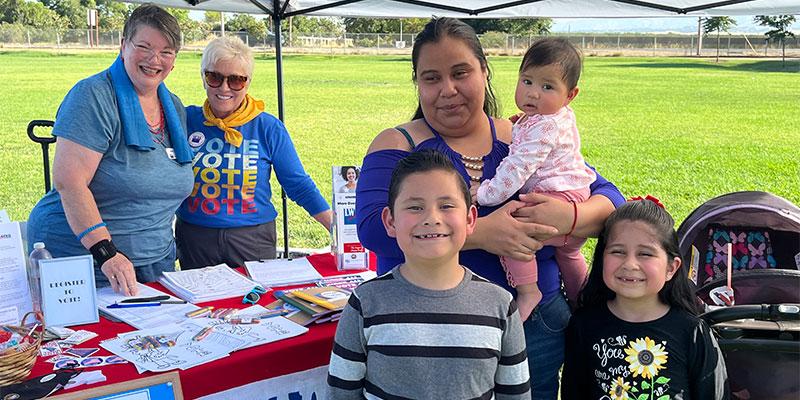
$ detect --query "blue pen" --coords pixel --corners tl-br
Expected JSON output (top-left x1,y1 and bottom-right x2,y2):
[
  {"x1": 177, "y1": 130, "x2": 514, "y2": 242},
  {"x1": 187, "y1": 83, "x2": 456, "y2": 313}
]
[{"x1": 108, "y1": 302, "x2": 161, "y2": 309}]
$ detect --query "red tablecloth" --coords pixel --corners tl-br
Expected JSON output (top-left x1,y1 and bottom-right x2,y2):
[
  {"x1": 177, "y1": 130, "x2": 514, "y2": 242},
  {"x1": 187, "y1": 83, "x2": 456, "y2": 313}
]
[{"x1": 34, "y1": 252, "x2": 370, "y2": 399}]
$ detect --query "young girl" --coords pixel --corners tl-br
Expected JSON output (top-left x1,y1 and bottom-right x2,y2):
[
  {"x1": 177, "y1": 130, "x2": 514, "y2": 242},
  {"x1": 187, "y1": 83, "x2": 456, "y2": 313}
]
[
  {"x1": 561, "y1": 198, "x2": 729, "y2": 400},
  {"x1": 474, "y1": 37, "x2": 596, "y2": 320}
]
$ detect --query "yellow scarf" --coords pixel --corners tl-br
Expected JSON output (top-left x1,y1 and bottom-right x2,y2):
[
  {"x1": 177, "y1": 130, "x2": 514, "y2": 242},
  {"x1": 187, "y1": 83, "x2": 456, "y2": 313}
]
[{"x1": 203, "y1": 94, "x2": 265, "y2": 148}]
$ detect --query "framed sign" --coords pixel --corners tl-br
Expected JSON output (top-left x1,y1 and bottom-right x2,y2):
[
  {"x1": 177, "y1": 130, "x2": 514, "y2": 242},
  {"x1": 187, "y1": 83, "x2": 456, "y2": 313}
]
[
  {"x1": 51, "y1": 371, "x2": 183, "y2": 400},
  {"x1": 39, "y1": 255, "x2": 98, "y2": 327}
]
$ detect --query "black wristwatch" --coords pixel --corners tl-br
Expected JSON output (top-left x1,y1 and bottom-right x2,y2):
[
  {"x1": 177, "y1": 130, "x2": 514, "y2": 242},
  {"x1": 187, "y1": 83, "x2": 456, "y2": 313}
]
[{"x1": 89, "y1": 239, "x2": 122, "y2": 266}]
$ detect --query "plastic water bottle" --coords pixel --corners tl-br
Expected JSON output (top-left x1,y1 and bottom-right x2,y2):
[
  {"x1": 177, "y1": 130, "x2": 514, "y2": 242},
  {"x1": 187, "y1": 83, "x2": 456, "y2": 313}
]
[{"x1": 28, "y1": 242, "x2": 52, "y2": 314}]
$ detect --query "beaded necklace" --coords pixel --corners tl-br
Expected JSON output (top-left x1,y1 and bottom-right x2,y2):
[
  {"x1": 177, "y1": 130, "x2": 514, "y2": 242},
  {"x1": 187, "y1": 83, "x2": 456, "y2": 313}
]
[
  {"x1": 423, "y1": 119, "x2": 487, "y2": 182},
  {"x1": 148, "y1": 107, "x2": 166, "y2": 146}
]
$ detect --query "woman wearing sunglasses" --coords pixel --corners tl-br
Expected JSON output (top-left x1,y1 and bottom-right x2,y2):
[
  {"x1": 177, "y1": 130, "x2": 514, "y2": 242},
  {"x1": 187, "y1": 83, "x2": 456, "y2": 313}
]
[
  {"x1": 26, "y1": 4, "x2": 194, "y2": 296},
  {"x1": 176, "y1": 36, "x2": 332, "y2": 270}
]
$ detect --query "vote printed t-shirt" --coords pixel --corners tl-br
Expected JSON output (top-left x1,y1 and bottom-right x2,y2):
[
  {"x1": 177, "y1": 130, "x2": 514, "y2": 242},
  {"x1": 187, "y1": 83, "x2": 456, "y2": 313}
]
[{"x1": 177, "y1": 107, "x2": 328, "y2": 229}]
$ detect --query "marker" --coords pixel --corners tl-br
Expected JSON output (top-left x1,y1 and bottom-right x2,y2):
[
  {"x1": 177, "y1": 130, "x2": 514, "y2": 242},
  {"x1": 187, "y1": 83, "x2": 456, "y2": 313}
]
[
  {"x1": 192, "y1": 326, "x2": 214, "y2": 341},
  {"x1": 108, "y1": 302, "x2": 161, "y2": 309},
  {"x1": 226, "y1": 317, "x2": 260, "y2": 325},
  {"x1": 186, "y1": 306, "x2": 213, "y2": 318}
]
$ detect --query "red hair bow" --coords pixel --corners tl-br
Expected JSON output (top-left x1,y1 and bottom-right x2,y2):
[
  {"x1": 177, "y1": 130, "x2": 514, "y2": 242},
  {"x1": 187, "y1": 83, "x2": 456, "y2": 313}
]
[{"x1": 629, "y1": 195, "x2": 665, "y2": 209}]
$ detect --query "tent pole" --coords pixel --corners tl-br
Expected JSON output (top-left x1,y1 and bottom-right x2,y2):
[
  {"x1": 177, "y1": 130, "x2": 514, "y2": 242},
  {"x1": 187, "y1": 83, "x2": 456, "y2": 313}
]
[{"x1": 272, "y1": 0, "x2": 290, "y2": 259}]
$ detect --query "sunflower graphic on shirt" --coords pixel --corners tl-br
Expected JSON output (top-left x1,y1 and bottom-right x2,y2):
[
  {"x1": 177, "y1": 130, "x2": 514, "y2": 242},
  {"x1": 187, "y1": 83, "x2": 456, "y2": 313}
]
[{"x1": 621, "y1": 336, "x2": 672, "y2": 399}]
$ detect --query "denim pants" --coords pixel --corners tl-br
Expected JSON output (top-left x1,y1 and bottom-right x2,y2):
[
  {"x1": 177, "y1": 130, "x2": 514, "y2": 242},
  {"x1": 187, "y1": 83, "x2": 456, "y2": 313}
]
[
  {"x1": 95, "y1": 243, "x2": 177, "y2": 287},
  {"x1": 523, "y1": 293, "x2": 571, "y2": 400}
]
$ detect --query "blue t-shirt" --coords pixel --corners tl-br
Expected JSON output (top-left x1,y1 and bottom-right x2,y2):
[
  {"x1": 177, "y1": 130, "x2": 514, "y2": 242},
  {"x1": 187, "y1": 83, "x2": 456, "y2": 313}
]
[
  {"x1": 176, "y1": 107, "x2": 329, "y2": 228},
  {"x1": 27, "y1": 71, "x2": 194, "y2": 266}
]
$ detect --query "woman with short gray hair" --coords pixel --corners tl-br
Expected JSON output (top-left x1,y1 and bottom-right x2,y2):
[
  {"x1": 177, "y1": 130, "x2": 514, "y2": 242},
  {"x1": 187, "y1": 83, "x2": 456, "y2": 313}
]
[
  {"x1": 27, "y1": 4, "x2": 193, "y2": 296},
  {"x1": 176, "y1": 36, "x2": 332, "y2": 270}
]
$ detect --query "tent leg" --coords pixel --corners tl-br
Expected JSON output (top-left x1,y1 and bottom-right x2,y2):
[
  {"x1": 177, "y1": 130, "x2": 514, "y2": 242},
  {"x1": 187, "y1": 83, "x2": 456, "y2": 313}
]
[{"x1": 272, "y1": 1, "x2": 289, "y2": 259}]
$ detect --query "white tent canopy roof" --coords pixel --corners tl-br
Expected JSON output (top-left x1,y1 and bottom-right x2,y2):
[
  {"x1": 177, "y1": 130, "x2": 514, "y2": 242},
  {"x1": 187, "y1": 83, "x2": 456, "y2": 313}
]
[{"x1": 134, "y1": 0, "x2": 800, "y2": 18}]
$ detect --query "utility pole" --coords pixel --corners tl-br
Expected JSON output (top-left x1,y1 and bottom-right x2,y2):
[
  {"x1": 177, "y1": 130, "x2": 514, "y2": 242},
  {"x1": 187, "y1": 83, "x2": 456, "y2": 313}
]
[
  {"x1": 696, "y1": 17, "x2": 703, "y2": 56},
  {"x1": 221, "y1": 12, "x2": 225, "y2": 36}
]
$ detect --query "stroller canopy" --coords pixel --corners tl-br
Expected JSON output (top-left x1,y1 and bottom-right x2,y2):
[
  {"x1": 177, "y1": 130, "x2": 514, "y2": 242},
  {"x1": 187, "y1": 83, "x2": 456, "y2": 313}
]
[{"x1": 678, "y1": 191, "x2": 800, "y2": 266}]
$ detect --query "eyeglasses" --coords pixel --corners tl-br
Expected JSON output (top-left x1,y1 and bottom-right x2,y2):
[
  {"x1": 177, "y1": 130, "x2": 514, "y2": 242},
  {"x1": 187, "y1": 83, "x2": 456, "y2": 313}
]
[
  {"x1": 204, "y1": 70, "x2": 248, "y2": 91},
  {"x1": 128, "y1": 41, "x2": 177, "y2": 62},
  {"x1": 242, "y1": 286, "x2": 268, "y2": 305}
]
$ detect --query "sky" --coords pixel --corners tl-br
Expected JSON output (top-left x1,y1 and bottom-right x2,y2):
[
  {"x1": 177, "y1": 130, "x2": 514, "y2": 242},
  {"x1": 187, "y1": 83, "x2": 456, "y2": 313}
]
[{"x1": 550, "y1": 16, "x2": 767, "y2": 34}]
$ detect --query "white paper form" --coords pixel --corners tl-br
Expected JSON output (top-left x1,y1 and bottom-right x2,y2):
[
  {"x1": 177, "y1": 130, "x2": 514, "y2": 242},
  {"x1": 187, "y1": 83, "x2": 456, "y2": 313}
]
[
  {"x1": 160, "y1": 264, "x2": 259, "y2": 303},
  {"x1": 100, "y1": 321, "x2": 248, "y2": 373},
  {"x1": 244, "y1": 257, "x2": 323, "y2": 288},
  {"x1": 0, "y1": 221, "x2": 33, "y2": 324},
  {"x1": 97, "y1": 284, "x2": 199, "y2": 329}
]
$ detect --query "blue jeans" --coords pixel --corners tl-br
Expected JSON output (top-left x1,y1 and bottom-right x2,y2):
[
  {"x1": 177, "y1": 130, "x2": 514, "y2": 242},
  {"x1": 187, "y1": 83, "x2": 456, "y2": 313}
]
[
  {"x1": 95, "y1": 244, "x2": 177, "y2": 287},
  {"x1": 524, "y1": 293, "x2": 571, "y2": 400}
]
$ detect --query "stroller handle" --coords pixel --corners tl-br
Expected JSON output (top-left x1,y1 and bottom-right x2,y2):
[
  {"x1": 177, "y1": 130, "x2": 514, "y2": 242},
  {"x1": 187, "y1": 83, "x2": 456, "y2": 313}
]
[{"x1": 700, "y1": 304, "x2": 800, "y2": 325}]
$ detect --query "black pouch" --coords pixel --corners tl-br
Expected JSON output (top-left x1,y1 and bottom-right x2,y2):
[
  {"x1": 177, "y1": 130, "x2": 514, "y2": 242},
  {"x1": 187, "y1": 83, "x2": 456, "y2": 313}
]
[{"x1": 0, "y1": 369, "x2": 80, "y2": 400}]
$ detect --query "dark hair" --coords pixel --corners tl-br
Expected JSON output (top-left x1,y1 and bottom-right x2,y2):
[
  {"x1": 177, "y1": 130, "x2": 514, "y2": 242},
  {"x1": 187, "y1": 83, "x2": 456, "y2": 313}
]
[
  {"x1": 123, "y1": 4, "x2": 181, "y2": 51},
  {"x1": 340, "y1": 166, "x2": 359, "y2": 181},
  {"x1": 410, "y1": 17, "x2": 498, "y2": 119},
  {"x1": 387, "y1": 150, "x2": 471, "y2": 213},
  {"x1": 578, "y1": 199, "x2": 699, "y2": 315},
  {"x1": 520, "y1": 38, "x2": 581, "y2": 90}
]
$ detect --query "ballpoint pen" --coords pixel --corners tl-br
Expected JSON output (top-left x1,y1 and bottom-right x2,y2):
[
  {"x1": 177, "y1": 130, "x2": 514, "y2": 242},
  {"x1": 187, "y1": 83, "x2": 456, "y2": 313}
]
[
  {"x1": 119, "y1": 295, "x2": 170, "y2": 303},
  {"x1": 108, "y1": 302, "x2": 161, "y2": 309}
]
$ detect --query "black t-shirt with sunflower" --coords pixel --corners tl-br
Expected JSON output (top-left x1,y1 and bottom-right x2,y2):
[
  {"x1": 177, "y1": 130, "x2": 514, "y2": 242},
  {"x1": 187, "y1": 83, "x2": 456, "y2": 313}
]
[{"x1": 561, "y1": 303, "x2": 730, "y2": 400}]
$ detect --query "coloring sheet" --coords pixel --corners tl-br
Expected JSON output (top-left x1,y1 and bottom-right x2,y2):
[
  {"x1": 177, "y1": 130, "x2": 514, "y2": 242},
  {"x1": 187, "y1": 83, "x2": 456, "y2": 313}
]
[
  {"x1": 100, "y1": 320, "x2": 248, "y2": 373},
  {"x1": 190, "y1": 315, "x2": 309, "y2": 350}
]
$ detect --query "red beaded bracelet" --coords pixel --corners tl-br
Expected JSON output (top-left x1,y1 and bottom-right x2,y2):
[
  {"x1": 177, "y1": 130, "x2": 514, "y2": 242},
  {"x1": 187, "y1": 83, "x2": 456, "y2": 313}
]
[{"x1": 564, "y1": 200, "x2": 577, "y2": 246}]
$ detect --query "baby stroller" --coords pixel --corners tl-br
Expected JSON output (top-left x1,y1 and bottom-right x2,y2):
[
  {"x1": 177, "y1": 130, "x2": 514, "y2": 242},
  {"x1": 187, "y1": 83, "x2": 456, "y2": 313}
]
[{"x1": 677, "y1": 191, "x2": 800, "y2": 400}]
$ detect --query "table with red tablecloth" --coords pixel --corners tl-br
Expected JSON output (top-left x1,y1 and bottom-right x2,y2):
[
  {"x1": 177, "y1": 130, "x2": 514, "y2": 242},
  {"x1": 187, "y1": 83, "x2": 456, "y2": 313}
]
[{"x1": 30, "y1": 252, "x2": 371, "y2": 399}]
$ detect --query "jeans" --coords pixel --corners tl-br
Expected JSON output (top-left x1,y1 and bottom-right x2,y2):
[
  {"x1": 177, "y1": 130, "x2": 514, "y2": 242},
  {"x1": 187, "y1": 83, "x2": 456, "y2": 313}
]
[
  {"x1": 524, "y1": 293, "x2": 571, "y2": 400},
  {"x1": 95, "y1": 243, "x2": 177, "y2": 287}
]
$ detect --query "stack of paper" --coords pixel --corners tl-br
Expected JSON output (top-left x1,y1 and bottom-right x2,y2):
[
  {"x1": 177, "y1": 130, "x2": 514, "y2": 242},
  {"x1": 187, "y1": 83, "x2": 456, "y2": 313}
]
[
  {"x1": 267, "y1": 286, "x2": 351, "y2": 326},
  {"x1": 244, "y1": 257, "x2": 323, "y2": 288},
  {"x1": 159, "y1": 264, "x2": 260, "y2": 303},
  {"x1": 97, "y1": 284, "x2": 201, "y2": 329}
]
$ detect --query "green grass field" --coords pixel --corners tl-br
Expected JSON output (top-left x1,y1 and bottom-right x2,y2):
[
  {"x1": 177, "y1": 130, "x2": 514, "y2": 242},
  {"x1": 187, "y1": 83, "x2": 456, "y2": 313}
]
[{"x1": 1, "y1": 50, "x2": 798, "y2": 252}]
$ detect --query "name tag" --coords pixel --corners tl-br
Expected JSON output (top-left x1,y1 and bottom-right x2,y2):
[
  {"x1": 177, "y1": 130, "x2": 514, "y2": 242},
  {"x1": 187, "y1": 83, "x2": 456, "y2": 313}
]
[{"x1": 165, "y1": 148, "x2": 176, "y2": 160}]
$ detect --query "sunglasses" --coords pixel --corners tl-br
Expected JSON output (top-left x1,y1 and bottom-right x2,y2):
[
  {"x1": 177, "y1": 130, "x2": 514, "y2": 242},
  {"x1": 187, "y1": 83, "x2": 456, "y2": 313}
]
[
  {"x1": 242, "y1": 286, "x2": 268, "y2": 305},
  {"x1": 204, "y1": 70, "x2": 248, "y2": 91}
]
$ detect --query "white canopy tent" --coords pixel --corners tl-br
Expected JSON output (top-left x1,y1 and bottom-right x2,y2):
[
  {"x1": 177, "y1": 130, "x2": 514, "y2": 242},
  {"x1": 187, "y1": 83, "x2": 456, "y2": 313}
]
[
  {"x1": 130, "y1": 0, "x2": 798, "y2": 255},
  {"x1": 130, "y1": 0, "x2": 800, "y2": 17}
]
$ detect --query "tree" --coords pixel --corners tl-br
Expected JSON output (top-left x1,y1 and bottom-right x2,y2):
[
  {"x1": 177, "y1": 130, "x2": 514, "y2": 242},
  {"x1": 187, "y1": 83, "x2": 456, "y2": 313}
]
[
  {"x1": 465, "y1": 18, "x2": 552, "y2": 35},
  {"x1": 226, "y1": 13, "x2": 268, "y2": 43},
  {"x1": 281, "y1": 16, "x2": 343, "y2": 35},
  {"x1": 95, "y1": 0, "x2": 131, "y2": 31},
  {"x1": 16, "y1": 0, "x2": 64, "y2": 28},
  {"x1": 38, "y1": 0, "x2": 88, "y2": 29},
  {"x1": 343, "y1": 18, "x2": 428, "y2": 35},
  {"x1": 755, "y1": 15, "x2": 796, "y2": 67},
  {"x1": 702, "y1": 16, "x2": 736, "y2": 63}
]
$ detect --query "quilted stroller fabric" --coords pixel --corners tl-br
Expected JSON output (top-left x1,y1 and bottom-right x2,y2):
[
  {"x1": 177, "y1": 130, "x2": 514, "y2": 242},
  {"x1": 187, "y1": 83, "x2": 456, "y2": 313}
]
[{"x1": 678, "y1": 191, "x2": 800, "y2": 400}]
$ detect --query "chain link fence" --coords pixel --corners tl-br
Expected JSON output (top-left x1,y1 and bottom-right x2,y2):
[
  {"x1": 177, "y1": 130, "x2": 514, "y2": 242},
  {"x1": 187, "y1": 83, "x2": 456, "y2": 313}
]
[{"x1": 2, "y1": 25, "x2": 798, "y2": 57}]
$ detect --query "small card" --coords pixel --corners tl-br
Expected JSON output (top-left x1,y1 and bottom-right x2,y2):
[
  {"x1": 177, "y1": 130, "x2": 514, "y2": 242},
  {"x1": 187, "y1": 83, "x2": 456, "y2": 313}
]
[
  {"x1": 46, "y1": 354, "x2": 78, "y2": 364},
  {"x1": 40, "y1": 341, "x2": 64, "y2": 357},
  {"x1": 39, "y1": 255, "x2": 98, "y2": 327},
  {"x1": 61, "y1": 330, "x2": 98, "y2": 346},
  {"x1": 53, "y1": 355, "x2": 129, "y2": 370},
  {"x1": 65, "y1": 347, "x2": 99, "y2": 358}
]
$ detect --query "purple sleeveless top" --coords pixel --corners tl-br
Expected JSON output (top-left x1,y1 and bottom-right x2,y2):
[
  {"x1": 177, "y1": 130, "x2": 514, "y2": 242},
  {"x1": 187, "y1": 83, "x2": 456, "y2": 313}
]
[{"x1": 356, "y1": 116, "x2": 624, "y2": 300}]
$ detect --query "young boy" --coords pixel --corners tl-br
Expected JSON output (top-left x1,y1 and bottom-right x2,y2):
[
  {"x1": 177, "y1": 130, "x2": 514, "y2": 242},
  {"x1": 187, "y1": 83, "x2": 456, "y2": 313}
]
[{"x1": 327, "y1": 150, "x2": 531, "y2": 399}]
